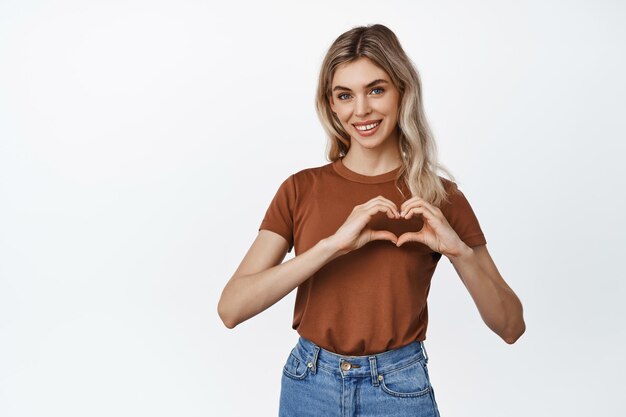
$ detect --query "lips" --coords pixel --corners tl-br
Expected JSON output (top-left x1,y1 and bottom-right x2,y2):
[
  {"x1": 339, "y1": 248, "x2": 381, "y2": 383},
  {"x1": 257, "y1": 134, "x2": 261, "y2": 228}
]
[
  {"x1": 353, "y1": 119, "x2": 382, "y2": 127},
  {"x1": 353, "y1": 119, "x2": 382, "y2": 136}
]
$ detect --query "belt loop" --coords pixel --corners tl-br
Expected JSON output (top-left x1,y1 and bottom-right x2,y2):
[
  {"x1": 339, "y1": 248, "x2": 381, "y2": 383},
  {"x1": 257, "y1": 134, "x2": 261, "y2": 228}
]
[
  {"x1": 369, "y1": 356, "x2": 380, "y2": 386},
  {"x1": 309, "y1": 344, "x2": 320, "y2": 374},
  {"x1": 420, "y1": 340, "x2": 429, "y2": 364}
]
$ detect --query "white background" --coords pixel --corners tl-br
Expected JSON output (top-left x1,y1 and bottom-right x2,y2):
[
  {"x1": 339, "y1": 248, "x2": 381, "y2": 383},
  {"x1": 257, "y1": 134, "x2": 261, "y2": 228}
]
[{"x1": 1, "y1": 0, "x2": 625, "y2": 416}]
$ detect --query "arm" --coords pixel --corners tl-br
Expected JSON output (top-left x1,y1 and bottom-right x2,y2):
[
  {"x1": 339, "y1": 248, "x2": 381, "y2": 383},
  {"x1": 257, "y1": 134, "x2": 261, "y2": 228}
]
[
  {"x1": 217, "y1": 230, "x2": 344, "y2": 329},
  {"x1": 447, "y1": 243, "x2": 526, "y2": 344},
  {"x1": 218, "y1": 196, "x2": 401, "y2": 329}
]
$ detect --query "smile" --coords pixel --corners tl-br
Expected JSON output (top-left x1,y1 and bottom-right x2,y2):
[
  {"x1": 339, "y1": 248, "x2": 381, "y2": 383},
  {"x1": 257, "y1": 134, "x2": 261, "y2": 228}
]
[
  {"x1": 354, "y1": 121, "x2": 381, "y2": 131},
  {"x1": 353, "y1": 120, "x2": 382, "y2": 137}
]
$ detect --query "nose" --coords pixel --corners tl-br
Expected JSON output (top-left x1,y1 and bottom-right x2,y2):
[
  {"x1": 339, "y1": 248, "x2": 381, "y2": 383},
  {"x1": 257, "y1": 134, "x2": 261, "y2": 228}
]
[{"x1": 354, "y1": 96, "x2": 371, "y2": 117}]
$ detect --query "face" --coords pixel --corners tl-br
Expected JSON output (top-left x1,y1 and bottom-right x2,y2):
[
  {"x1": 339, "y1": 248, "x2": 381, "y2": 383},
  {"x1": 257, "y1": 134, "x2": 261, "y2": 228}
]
[{"x1": 329, "y1": 57, "x2": 401, "y2": 151}]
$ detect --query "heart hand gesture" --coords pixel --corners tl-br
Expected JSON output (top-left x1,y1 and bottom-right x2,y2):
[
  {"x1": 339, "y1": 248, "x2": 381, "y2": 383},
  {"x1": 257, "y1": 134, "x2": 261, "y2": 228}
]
[{"x1": 327, "y1": 195, "x2": 468, "y2": 259}]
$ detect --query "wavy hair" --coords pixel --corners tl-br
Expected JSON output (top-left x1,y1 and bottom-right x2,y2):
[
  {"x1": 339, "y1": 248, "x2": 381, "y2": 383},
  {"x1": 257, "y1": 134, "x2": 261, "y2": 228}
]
[{"x1": 315, "y1": 23, "x2": 456, "y2": 207}]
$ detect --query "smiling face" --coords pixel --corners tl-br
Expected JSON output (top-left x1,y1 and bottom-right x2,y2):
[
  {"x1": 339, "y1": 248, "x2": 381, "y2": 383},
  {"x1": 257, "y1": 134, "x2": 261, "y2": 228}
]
[{"x1": 329, "y1": 57, "x2": 401, "y2": 152}]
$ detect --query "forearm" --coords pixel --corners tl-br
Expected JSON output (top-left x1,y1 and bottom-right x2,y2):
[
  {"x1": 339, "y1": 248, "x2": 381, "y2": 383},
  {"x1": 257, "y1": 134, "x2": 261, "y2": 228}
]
[
  {"x1": 448, "y1": 246, "x2": 525, "y2": 343},
  {"x1": 220, "y1": 237, "x2": 343, "y2": 328}
]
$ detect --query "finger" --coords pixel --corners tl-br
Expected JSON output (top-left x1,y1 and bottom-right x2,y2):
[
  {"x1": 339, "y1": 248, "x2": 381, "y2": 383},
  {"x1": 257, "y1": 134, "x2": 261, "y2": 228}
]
[
  {"x1": 365, "y1": 203, "x2": 400, "y2": 220},
  {"x1": 412, "y1": 197, "x2": 442, "y2": 215},
  {"x1": 403, "y1": 206, "x2": 439, "y2": 223},
  {"x1": 396, "y1": 231, "x2": 423, "y2": 247},
  {"x1": 400, "y1": 197, "x2": 440, "y2": 215},
  {"x1": 369, "y1": 196, "x2": 401, "y2": 217},
  {"x1": 363, "y1": 198, "x2": 400, "y2": 218},
  {"x1": 400, "y1": 196, "x2": 421, "y2": 213},
  {"x1": 369, "y1": 229, "x2": 398, "y2": 244},
  {"x1": 403, "y1": 202, "x2": 438, "y2": 220}
]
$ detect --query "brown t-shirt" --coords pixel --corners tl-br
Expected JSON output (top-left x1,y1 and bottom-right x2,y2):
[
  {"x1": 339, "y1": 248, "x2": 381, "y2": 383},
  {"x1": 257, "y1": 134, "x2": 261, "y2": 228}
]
[{"x1": 259, "y1": 158, "x2": 487, "y2": 355}]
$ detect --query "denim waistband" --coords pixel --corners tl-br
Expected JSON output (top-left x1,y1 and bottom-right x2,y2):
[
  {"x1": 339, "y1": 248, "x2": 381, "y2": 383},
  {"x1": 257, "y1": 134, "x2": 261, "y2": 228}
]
[{"x1": 292, "y1": 336, "x2": 429, "y2": 384}]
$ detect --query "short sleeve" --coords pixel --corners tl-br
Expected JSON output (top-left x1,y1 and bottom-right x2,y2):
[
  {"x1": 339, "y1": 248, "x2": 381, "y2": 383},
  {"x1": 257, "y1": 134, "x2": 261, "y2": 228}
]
[
  {"x1": 258, "y1": 174, "x2": 296, "y2": 253},
  {"x1": 441, "y1": 181, "x2": 487, "y2": 248}
]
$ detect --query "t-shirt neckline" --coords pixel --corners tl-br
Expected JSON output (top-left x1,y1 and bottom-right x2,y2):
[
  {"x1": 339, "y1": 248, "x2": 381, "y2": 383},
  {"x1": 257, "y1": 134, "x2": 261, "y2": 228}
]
[{"x1": 332, "y1": 158, "x2": 401, "y2": 184}]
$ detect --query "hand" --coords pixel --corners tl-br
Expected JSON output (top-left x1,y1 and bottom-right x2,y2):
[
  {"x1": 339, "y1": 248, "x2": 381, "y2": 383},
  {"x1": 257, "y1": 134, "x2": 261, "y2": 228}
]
[
  {"x1": 328, "y1": 195, "x2": 401, "y2": 256},
  {"x1": 396, "y1": 196, "x2": 467, "y2": 258}
]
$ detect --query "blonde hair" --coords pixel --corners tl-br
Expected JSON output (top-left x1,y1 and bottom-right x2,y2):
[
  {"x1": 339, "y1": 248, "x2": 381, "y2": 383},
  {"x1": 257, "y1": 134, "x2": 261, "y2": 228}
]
[{"x1": 315, "y1": 23, "x2": 456, "y2": 207}]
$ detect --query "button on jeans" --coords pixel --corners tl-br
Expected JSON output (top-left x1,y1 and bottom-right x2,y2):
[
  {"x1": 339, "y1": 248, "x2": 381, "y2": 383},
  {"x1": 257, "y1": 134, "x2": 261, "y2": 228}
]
[{"x1": 279, "y1": 336, "x2": 442, "y2": 417}]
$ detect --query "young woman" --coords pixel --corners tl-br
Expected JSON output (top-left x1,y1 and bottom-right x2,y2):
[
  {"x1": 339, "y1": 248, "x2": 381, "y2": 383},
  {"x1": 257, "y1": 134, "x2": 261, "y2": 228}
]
[{"x1": 218, "y1": 23, "x2": 525, "y2": 417}]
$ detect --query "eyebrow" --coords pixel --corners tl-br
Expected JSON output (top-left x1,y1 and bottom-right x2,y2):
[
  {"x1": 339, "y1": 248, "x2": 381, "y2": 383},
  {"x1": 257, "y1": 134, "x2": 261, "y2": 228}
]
[{"x1": 332, "y1": 79, "x2": 389, "y2": 92}]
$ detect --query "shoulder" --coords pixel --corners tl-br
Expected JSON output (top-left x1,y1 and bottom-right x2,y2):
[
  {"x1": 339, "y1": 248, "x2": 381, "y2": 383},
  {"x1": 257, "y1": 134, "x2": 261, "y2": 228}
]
[
  {"x1": 436, "y1": 175, "x2": 477, "y2": 212},
  {"x1": 267, "y1": 162, "x2": 333, "y2": 200},
  {"x1": 437, "y1": 176, "x2": 460, "y2": 204},
  {"x1": 437, "y1": 175, "x2": 459, "y2": 191},
  {"x1": 292, "y1": 161, "x2": 333, "y2": 178},
  {"x1": 287, "y1": 161, "x2": 335, "y2": 186}
]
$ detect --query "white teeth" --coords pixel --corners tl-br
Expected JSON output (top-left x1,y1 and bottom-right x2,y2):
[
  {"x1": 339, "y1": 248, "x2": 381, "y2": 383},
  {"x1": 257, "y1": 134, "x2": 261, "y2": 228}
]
[{"x1": 355, "y1": 121, "x2": 380, "y2": 131}]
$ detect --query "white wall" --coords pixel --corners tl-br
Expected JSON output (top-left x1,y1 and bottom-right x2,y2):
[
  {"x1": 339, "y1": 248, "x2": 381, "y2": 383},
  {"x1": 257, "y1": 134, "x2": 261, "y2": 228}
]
[{"x1": 1, "y1": 0, "x2": 624, "y2": 416}]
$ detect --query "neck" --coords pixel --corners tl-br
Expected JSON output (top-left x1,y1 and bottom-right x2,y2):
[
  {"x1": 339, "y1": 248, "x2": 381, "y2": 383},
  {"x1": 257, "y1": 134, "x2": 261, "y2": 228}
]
[{"x1": 342, "y1": 129, "x2": 402, "y2": 175}]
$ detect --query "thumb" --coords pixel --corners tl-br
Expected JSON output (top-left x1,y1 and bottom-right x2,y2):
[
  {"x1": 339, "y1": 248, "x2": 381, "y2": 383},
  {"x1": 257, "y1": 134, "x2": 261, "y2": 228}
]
[
  {"x1": 369, "y1": 229, "x2": 398, "y2": 244},
  {"x1": 396, "y1": 231, "x2": 423, "y2": 247}
]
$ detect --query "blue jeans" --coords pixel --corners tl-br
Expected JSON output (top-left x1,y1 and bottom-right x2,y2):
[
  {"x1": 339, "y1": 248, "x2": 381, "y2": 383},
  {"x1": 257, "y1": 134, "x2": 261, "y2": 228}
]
[{"x1": 279, "y1": 336, "x2": 442, "y2": 417}]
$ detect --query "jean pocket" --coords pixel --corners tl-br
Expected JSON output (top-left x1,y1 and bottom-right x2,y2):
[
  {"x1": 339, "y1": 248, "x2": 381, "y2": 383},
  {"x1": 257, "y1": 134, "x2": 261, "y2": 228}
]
[
  {"x1": 282, "y1": 348, "x2": 312, "y2": 381},
  {"x1": 378, "y1": 358, "x2": 432, "y2": 398}
]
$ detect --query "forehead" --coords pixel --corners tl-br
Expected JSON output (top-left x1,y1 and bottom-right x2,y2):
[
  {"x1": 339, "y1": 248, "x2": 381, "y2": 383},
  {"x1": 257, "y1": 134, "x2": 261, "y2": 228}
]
[{"x1": 332, "y1": 57, "x2": 390, "y2": 86}]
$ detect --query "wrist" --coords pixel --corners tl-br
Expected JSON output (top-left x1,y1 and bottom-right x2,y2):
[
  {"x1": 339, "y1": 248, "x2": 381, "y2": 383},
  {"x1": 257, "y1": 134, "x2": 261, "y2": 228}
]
[
  {"x1": 445, "y1": 242, "x2": 474, "y2": 263},
  {"x1": 319, "y1": 235, "x2": 349, "y2": 260}
]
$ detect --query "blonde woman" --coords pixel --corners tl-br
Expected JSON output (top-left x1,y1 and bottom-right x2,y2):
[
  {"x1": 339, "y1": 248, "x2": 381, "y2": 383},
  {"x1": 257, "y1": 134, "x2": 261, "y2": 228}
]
[{"x1": 218, "y1": 23, "x2": 525, "y2": 417}]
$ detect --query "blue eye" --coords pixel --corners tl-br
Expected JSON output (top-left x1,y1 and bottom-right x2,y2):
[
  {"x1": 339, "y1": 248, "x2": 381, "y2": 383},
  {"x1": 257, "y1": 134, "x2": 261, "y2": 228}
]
[{"x1": 337, "y1": 87, "x2": 384, "y2": 101}]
